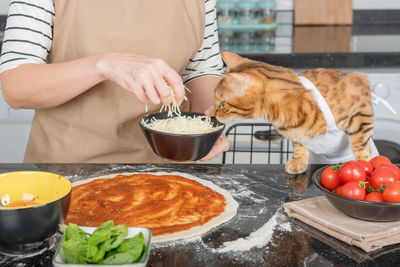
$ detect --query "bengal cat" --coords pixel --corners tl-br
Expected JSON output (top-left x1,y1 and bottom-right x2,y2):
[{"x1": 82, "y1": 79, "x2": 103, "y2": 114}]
[{"x1": 214, "y1": 51, "x2": 378, "y2": 174}]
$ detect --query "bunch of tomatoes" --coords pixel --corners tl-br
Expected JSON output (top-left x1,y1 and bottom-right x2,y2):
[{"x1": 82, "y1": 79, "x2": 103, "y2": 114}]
[{"x1": 321, "y1": 156, "x2": 400, "y2": 202}]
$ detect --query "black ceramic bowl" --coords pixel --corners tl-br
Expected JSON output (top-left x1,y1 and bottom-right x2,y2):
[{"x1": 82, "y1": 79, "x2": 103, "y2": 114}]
[
  {"x1": 313, "y1": 165, "x2": 400, "y2": 222},
  {"x1": 140, "y1": 112, "x2": 225, "y2": 161},
  {"x1": 0, "y1": 171, "x2": 71, "y2": 255}
]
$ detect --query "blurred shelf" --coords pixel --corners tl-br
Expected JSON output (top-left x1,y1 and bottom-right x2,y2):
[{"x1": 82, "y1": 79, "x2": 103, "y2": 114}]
[{"x1": 218, "y1": 22, "x2": 277, "y2": 31}]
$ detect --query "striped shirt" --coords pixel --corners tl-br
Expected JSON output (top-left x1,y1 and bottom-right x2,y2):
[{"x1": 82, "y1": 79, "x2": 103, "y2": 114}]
[{"x1": 0, "y1": 0, "x2": 223, "y2": 83}]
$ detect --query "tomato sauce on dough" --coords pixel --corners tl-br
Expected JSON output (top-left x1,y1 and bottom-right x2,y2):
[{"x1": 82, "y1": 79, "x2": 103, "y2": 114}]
[{"x1": 65, "y1": 174, "x2": 226, "y2": 236}]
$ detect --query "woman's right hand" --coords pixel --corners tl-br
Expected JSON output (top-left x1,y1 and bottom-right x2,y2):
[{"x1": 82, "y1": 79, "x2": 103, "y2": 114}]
[{"x1": 96, "y1": 53, "x2": 185, "y2": 106}]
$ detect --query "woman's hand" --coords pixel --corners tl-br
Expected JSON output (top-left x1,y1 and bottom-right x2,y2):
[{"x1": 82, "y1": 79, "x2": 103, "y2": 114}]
[
  {"x1": 200, "y1": 133, "x2": 230, "y2": 161},
  {"x1": 97, "y1": 53, "x2": 185, "y2": 105},
  {"x1": 199, "y1": 106, "x2": 230, "y2": 161}
]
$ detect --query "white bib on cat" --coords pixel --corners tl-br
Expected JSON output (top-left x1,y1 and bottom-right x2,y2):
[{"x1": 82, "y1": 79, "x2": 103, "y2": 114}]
[{"x1": 298, "y1": 76, "x2": 379, "y2": 164}]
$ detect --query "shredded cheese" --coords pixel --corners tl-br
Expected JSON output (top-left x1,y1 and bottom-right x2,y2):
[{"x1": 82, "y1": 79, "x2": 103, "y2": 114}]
[
  {"x1": 142, "y1": 114, "x2": 222, "y2": 134},
  {"x1": 144, "y1": 86, "x2": 189, "y2": 115},
  {"x1": 159, "y1": 91, "x2": 181, "y2": 117},
  {"x1": 142, "y1": 86, "x2": 222, "y2": 134}
]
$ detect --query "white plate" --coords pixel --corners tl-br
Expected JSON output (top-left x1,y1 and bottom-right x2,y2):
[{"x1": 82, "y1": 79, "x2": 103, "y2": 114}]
[{"x1": 52, "y1": 226, "x2": 152, "y2": 267}]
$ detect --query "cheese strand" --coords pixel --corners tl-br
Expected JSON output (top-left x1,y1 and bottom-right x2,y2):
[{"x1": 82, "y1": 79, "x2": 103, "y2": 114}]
[
  {"x1": 142, "y1": 115, "x2": 222, "y2": 134},
  {"x1": 142, "y1": 86, "x2": 222, "y2": 134}
]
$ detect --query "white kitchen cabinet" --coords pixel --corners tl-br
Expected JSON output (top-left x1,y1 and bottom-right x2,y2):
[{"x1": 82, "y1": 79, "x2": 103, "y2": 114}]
[
  {"x1": 0, "y1": 122, "x2": 32, "y2": 162},
  {"x1": 0, "y1": 88, "x2": 34, "y2": 163}
]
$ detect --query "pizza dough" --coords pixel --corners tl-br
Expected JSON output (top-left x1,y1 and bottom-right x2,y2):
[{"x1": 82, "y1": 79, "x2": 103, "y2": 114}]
[{"x1": 66, "y1": 172, "x2": 239, "y2": 243}]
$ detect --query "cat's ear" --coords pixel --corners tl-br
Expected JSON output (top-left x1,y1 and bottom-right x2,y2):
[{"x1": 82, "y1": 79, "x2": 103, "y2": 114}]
[
  {"x1": 222, "y1": 72, "x2": 250, "y2": 84},
  {"x1": 221, "y1": 72, "x2": 251, "y2": 95},
  {"x1": 221, "y1": 50, "x2": 248, "y2": 70}
]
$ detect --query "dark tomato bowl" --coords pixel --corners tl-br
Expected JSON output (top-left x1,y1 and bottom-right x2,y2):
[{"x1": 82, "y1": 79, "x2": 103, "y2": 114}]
[
  {"x1": 139, "y1": 111, "x2": 225, "y2": 161},
  {"x1": 0, "y1": 171, "x2": 71, "y2": 255},
  {"x1": 312, "y1": 165, "x2": 400, "y2": 222}
]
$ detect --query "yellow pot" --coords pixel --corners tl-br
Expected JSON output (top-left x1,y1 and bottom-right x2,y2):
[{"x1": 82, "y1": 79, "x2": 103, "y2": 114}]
[{"x1": 0, "y1": 171, "x2": 71, "y2": 255}]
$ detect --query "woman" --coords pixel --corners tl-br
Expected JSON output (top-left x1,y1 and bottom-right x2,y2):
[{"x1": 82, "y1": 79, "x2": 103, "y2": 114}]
[{"x1": 0, "y1": 0, "x2": 229, "y2": 163}]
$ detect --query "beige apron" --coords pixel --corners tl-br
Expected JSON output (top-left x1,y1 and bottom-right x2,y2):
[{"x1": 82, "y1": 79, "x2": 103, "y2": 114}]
[{"x1": 24, "y1": 0, "x2": 205, "y2": 163}]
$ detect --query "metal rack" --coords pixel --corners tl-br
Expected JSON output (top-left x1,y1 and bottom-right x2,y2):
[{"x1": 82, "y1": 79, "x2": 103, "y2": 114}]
[{"x1": 222, "y1": 122, "x2": 293, "y2": 164}]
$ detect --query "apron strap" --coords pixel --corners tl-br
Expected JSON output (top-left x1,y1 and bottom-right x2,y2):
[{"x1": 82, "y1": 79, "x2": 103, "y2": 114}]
[
  {"x1": 298, "y1": 76, "x2": 336, "y2": 129},
  {"x1": 371, "y1": 92, "x2": 397, "y2": 114}
]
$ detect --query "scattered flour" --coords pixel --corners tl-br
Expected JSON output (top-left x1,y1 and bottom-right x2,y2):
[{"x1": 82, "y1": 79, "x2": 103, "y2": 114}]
[
  {"x1": 231, "y1": 187, "x2": 268, "y2": 204},
  {"x1": 214, "y1": 209, "x2": 280, "y2": 253},
  {"x1": 279, "y1": 221, "x2": 292, "y2": 232},
  {"x1": 151, "y1": 236, "x2": 203, "y2": 248}
]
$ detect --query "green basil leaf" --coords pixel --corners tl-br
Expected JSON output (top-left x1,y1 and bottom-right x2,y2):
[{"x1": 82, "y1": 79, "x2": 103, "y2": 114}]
[
  {"x1": 138, "y1": 243, "x2": 148, "y2": 262},
  {"x1": 62, "y1": 239, "x2": 89, "y2": 264},
  {"x1": 64, "y1": 223, "x2": 88, "y2": 241},
  {"x1": 116, "y1": 232, "x2": 145, "y2": 262},
  {"x1": 102, "y1": 252, "x2": 134, "y2": 264},
  {"x1": 61, "y1": 221, "x2": 145, "y2": 264},
  {"x1": 96, "y1": 220, "x2": 115, "y2": 231},
  {"x1": 100, "y1": 224, "x2": 128, "y2": 252}
]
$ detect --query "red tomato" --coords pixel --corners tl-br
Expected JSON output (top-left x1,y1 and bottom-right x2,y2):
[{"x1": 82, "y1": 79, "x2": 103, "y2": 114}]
[
  {"x1": 338, "y1": 162, "x2": 366, "y2": 184},
  {"x1": 321, "y1": 166, "x2": 341, "y2": 190},
  {"x1": 351, "y1": 160, "x2": 373, "y2": 177},
  {"x1": 363, "y1": 178, "x2": 375, "y2": 193},
  {"x1": 383, "y1": 181, "x2": 400, "y2": 202},
  {"x1": 365, "y1": 191, "x2": 384, "y2": 202},
  {"x1": 369, "y1": 167, "x2": 399, "y2": 190},
  {"x1": 334, "y1": 185, "x2": 343, "y2": 195},
  {"x1": 369, "y1": 155, "x2": 391, "y2": 170},
  {"x1": 339, "y1": 181, "x2": 366, "y2": 200},
  {"x1": 379, "y1": 164, "x2": 400, "y2": 179}
]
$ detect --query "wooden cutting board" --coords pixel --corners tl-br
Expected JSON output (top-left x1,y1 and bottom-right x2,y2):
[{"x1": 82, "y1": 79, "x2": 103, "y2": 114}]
[
  {"x1": 294, "y1": 0, "x2": 353, "y2": 25},
  {"x1": 293, "y1": 26, "x2": 352, "y2": 53}
]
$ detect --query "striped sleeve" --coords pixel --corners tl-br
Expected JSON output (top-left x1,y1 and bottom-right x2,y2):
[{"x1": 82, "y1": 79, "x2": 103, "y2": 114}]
[
  {"x1": 0, "y1": 0, "x2": 54, "y2": 73},
  {"x1": 182, "y1": 0, "x2": 224, "y2": 84}
]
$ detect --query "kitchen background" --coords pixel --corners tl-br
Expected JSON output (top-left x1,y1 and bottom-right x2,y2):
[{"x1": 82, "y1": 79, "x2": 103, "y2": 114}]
[{"x1": 0, "y1": 0, "x2": 399, "y2": 163}]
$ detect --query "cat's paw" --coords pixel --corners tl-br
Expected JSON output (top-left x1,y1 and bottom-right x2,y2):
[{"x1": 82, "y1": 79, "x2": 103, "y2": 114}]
[{"x1": 285, "y1": 160, "x2": 307, "y2": 174}]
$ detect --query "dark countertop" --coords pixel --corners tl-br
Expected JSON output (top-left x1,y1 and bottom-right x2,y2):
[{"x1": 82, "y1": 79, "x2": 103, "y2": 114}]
[
  {"x1": 1, "y1": 163, "x2": 400, "y2": 267},
  {"x1": 245, "y1": 51, "x2": 400, "y2": 69}
]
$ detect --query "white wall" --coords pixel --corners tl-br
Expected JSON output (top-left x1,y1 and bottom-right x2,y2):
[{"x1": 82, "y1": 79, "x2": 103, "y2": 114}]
[
  {"x1": 0, "y1": 1, "x2": 9, "y2": 15},
  {"x1": 275, "y1": 0, "x2": 400, "y2": 11},
  {"x1": 353, "y1": 0, "x2": 400, "y2": 10}
]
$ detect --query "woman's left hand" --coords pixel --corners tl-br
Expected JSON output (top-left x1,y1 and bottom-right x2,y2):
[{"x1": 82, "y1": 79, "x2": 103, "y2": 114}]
[
  {"x1": 200, "y1": 133, "x2": 230, "y2": 161},
  {"x1": 199, "y1": 106, "x2": 230, "y2": 161}
]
